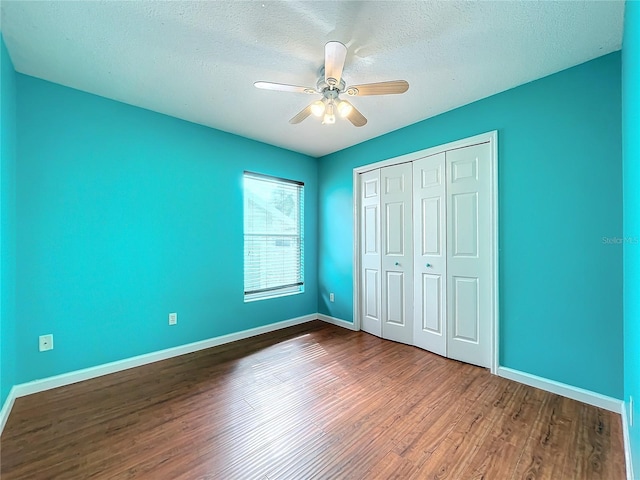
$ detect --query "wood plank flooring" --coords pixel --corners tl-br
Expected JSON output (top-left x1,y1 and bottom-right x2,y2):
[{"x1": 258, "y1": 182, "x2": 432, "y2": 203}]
[{"x1": 0, "y1": 321, "x2": 626, "y2": 479}]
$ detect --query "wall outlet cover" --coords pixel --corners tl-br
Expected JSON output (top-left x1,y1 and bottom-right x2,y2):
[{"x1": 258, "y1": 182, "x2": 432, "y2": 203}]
[
  {"x1": 39, "y1": 334, "x2": 54, "y2": 352},
  {"x1": 169, "y1": 312, "x2": 178, "y2": 325}
]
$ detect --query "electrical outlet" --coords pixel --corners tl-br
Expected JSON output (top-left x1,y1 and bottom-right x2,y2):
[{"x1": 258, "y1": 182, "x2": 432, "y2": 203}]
[
  {"x1": 329, "y1": 293, "x2": 335, "y2": 302},
  {"x1": 168, "y1": 312, "x2": 178, "y2": 325},
  {"x1": 631, "y1": 396, "x2": 634, "y2": 427},
  {"x1": 39, "y1": 334, "x2": 54, "y2": 352}
]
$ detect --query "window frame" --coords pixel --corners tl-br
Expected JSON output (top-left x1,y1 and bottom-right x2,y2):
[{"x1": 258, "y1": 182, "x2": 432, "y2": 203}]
[{"x1": 243, "y1": 171, "x2": 304, "y2": 302}]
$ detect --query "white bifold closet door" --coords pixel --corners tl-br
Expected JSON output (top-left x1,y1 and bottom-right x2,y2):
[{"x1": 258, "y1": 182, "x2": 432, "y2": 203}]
[
  {"x1": 380, "y1": 163, "x2": 413, "y2": 346},
  {"x1": 445, "y1": 143, "x2": 492, "y2": 367},
  {"x1": 413, "y1": 152, "x2": 447, "y2": 356},
  {"x1": 360, "y1": 163, "x2": 413, "y2": 345},
  {"x1": 360, "y1": 141, "x2": 493, "y2": 369},
  {"x1": 360, "y1": 169, "x2": 382, "y2": 337}
]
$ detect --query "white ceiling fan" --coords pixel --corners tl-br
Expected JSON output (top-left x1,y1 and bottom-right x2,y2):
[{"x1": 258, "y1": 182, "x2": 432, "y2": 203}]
[{"x1": 254, "y1": 41, "x2": 409, "y2": 127}]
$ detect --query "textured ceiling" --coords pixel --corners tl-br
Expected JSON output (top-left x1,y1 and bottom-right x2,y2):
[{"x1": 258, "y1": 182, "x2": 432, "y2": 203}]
[{"x1": 0, "y1": 1, "x2": 625, "y2": 157}]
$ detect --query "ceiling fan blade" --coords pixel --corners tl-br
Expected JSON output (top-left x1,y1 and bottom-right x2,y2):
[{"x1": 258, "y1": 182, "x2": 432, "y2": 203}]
[
  {"x1": 289, "y1": 104, "x2": 313, "y2": 124},
  {"x1": 346, "y1": 80, "x2": 409, "y2": 96},
  {"x1": 342, "y1": 100, "x2": 367, "y2": 127},
  {"x1": 254, "y1": 82, "x2": 317, "y2": 94},
  {"x1": 324, "y1": 41, "x2": 347, "y2": 88}
]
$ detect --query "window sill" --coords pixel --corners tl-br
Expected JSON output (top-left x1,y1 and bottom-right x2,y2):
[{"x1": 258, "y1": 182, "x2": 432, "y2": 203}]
[{"x1": 244, "y1": 289, "x2": 304, "y2": 303}]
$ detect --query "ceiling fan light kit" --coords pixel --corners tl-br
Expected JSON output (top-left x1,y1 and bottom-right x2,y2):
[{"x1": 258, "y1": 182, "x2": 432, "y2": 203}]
[
  {"x1": 337, "y1": 100, "x2": 353, "y2": 117},
  {"x1": 323, "y1": 103, "x2": 336, "y2": 125},
  {"x1": 254, "y1": 41, "x2": 409, "y2": 127},
  {"x1": 310, "y1": 100, "x2": 325, "y2": 117},
  {"x1": 312, "y1": 89, "x2": 352, "y2": 124}
]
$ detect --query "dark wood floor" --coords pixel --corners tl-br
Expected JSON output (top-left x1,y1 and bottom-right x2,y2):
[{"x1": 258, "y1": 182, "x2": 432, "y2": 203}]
[{"x1": 1, "y1": 321, "x2": 626, "y2": 479}]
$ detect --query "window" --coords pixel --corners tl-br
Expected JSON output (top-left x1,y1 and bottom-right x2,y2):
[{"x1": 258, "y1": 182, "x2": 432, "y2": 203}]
[{"x1": 244, "y1": 172, "x2": 304, "y2": 301}]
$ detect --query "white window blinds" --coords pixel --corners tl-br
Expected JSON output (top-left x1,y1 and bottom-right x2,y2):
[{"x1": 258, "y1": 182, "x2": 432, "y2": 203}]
[{"x1": 243, "y1": 172, "x2": 304, "y2": 301}]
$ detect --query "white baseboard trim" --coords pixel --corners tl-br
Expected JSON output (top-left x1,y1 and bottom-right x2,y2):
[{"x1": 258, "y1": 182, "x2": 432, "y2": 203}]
[
  {"x1": 317, "y1": 313, "x2": 358, "y2": 331},
  {"x1": 0, "y1": 386, "x2": 17, "y2": 435},
  {"x1": 622, "y1": 402, "x2": 635, "y2": 480},
  {"x1": 6, "y1": 316, "x2": 624, "y2": 446},
  {"x1": 14, "y1": 313, "x2": 317, "y2": 398},
  {"x1": 497, "y1": 366, "x2": 623, "y2": 414},
  {"x1": 0, "y1": 313, "x2": 317, "y2": 435}
]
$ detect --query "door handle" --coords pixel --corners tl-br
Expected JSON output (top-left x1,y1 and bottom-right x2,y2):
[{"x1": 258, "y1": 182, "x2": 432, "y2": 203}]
[
  {"x1": 395, "y1": 262, "x2": 400, "y2": 266},
  {"x1": 426, "y1": 263, "x2": 432, "y2": 268}
]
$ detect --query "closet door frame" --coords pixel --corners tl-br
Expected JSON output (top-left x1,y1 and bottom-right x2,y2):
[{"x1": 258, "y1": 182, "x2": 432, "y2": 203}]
[{"x1": 352, "y1": 130, "x2": 499, "y2": 374}]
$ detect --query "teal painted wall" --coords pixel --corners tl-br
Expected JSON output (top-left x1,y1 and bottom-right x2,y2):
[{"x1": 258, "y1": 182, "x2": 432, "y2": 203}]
[
  {"x1": 15, "y1": 75, "x2": 318, "y2": 383},
  {"x1": 623, "y1": 0, "x2": 640, "y2": 474},
  {"x1": 0, "y1": 36, "x2": 17, "y2": 406},
  {"x1": 318, "y1": 53, "x2": 623, "y2": 399}
]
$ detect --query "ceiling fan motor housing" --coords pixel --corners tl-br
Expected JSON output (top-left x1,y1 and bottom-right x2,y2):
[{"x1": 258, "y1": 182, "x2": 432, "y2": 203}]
[{"x1": 316, "y1": 76, "x2": 346, "y2": 94}]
